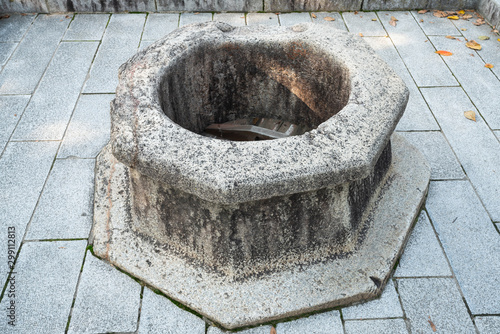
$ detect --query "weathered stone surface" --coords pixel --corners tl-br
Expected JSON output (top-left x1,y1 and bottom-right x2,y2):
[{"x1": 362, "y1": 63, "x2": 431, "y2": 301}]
[
  {"x1": 48, "y1": 0, "x2": 155, "y2": 12},
  {"x1": 266, "y1": 0, "x2": 362, "y2": 11},
  {"x1": 479, "y1": 0, "x2": 500, "y2": 28}
]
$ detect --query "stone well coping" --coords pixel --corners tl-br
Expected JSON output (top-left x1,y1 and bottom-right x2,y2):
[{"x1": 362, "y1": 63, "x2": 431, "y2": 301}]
[{"x1": 111, "y1": 22, "x2": 408, "y2": 205}]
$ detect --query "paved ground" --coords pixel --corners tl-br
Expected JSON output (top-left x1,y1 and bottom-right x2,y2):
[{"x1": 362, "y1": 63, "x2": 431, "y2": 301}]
[{"x1": 0, "y1": 10, "x2": 499, "y2": 334}]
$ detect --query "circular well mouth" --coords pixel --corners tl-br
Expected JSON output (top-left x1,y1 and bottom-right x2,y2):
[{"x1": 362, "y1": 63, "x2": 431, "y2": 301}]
[{"x1": 159, "y1": 39, "x2": 351, "y2": 140}]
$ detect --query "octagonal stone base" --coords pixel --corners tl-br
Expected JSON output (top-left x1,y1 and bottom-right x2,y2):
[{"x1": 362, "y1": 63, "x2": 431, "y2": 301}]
[{"x1": 91, "y1": 133, "x2": 429, "y2": 329}]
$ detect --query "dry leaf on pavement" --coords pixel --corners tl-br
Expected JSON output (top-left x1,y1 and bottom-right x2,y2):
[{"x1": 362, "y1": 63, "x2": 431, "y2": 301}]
[
  {"x1": 311, "y1": 13, "x2": 317, "y2": 19},
  {"x1": 428, "y1": 317, "x2": 437, "y2": 332},
  {"x1": 466, "y1": 40, "x2": 482, "y2": 50},
  {"x1": 324, "y1": 16, "x2": 335, "y2": 21},
  {"x1": 433, "y1": 10, "x2": 447, "y2": 18},
  {"x1": 478, "y1": 35, "x2": 490, "y2": 40},
  {"x1": 458, "y1": 10, "x2": 465, "y2": 15},
  {"x1": 389, "y1": 16, "x2": 398, "y2": 26},
  {"x1": 446, "y1": 35, "x2": 457, "y2": 39},
  {"x1": 462, "y1": 14, "x2": 473, "y2": 19},
  {"x1": 270, "y1": 327, "x2": 277, "y2": 334},
  {"x1": 464, "y1": 110, "x2": 476, "y2": 121},
  {"x1": 485, "y1": 63, "x2": 494, "y2": 68},
  {"x1": 418, "y1": 9, "x2": 428, "y2": 14},
  {"x1": 435, "y1": 50, "x2": 453, "y2": 56},
  {"x1": 359, "y1": 33, "x2": 364, "y2": 37},
  {"x1": 448, "y1": 15, "x2": 459, "y2": 20}
]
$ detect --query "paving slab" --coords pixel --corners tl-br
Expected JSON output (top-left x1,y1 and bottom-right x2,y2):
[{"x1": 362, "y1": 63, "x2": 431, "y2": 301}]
[
  {"x1": 310, "y1": 12, "x2": 347, "y2": 30},
  {"x1": 342, "y1": 279, "x2": 403, "y2": 319},
  {"x1": 12, "y1": 41, "x2": 98, "y2": 140},
  {"x1": 421, "y1": 87, "x2": 500, "y2": 221},
  {"x1": 475, "y1": 316, "x2": 500, "y2": 333},
  {"x1": 0, "y1": 240, "x2": 87, "y2": 333},
  {"x1": 344, "y1": 319, "x2": 408, "y2": 334},
  {"x1": 343, "y1": 11, "x2": 386, "y2": 36},
  {"x1": 68, "y1": 253, "x2": 142, "y2": 334},
  {"x1": 412, "y1": 11, "x2": 461, "y2": 35},
  {"x1": 208, "y1": 325, "x2": 274, "y2": 333},
  {"x1": 278, "y1": 12, "x2": 311, "y2": 26},
  {"x1": 429, "y1": 35, "x2": 500, "y2": 129},
  {"x1": 0, "y1": 14, "x2": 70, "y2": 94},
  {"x1": 213, "y1": 13, "x2": 246, "y2": 26},
  {"x1": 247, "y1": 13, "x2": 279, "y2": 26},
  {"x1": 58, "y1": 94, "x2": 112, "y2": 159},
  {"x1": 0, "y1": 42, "x2": 17, "y2": 67},
  {"x1": 452, "y1": 13, "x2": 500, "y2": 79},
  {"x1": 0, "y1": 14, "x2": 35, "y2": 42},
  {"x1": 138, "y1": 288, "x2": 205, "y2": 334},
  {"x1": 398, "y1": 131, "x2": 464, "y2": 179},
  {"x1": 0, "y1": 141, "x2": 59, "y2": 284},
  {"x1": 142, "y1": 13, "x2": 180, "y2": 41},
  {"x1": 379, "y1": 11, "x2": 458, "y2": 87},
  {"x1": 495, "y1": 130, "x2": 500, "y2": 141},
  {"x1": 26, "y1": 158, "x2": 95, "y2": 240},
  {"x1": 275, "y1": 311, "x2": 343, "y2": 333},
  {"x1": 0, "y1": 95, "x2": 30, "y2": 150},
  {"x1": 83, "y1": 14, "x2": 145, "y2": 94},
  {"x1": 395, "y1": 211, "x2": 452, "y2": 277},
  {"x1": 397, "y1": 277, "x2": 476, "y2": 333},
  {"x1": 64, "y1": 14, "x2": 109, "y2": 41},
  {"x1": 140, "y1": 40, "x2": 155, "y2": 49},
  {"x1": 179, "y1": 13, "x2": 213, "y2": 27},
  {"x1": 425, "y1": 180, "x2": 500, "y2": 314},
  {"x1": 364, "y1": 36, "x2": 439, "y2": 131}
]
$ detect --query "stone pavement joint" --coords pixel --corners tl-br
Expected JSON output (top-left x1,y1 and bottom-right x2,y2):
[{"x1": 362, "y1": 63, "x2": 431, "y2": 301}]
[{"x1": 0, "y1": 10, "x2": 499, "y2": 333}]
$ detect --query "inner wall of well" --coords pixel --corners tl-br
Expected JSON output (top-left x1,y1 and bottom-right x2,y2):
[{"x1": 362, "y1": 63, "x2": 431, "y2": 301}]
[{"x1": 159, "y1": 40, "x2": 351, "y2": 134}]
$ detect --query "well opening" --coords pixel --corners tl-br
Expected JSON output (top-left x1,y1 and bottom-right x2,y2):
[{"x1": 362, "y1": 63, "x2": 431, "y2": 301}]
[{"x1": 159, "y1": 40, "x2": 351, "y2": 137}]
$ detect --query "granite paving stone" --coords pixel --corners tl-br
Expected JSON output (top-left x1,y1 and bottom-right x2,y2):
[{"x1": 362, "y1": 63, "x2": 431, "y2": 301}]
[
  {"x1": 179, "y1": 13, "x2": 213, "y2": 27},
  {"x1": 398, "y1": 131, "x2": 464, "y2": 179},
  {"x1": 342, "y1": 279, "x2": 403, "y2": 319},
  {"x1": 364, "y1": 36, "x2": 439, "y2": 131},
  {"x1": 395, "y1": 211, "x2": 452, "y2": 277},
  {"x1": 0, "y1": 14, "x2": 70, "y2": 94},
  {"x1": 0, "y1": 42, "x2": 17, "y2": 66},
  {"x1": 475, "y1": 316, "x2": 500, "y2": 333},
  {"x1": 68, "y1": 253, "x2": 142, "y2": 334},
  {"x1": 343, "y1": 11, "x2": 387, "y2": 36},
  {"x1": 429, "y1": 35, "x2": 500, "y2": 129},
  {"x1": 0, "y1": 240, "x2": 87, "y2": 333},
  {"x1": 138, "y1": 288, "x2": 205, "y2": 334},
  {"x1": 452, "y1": 14, "x2": 500, "y2": 79},
  {"x1": 26, "y1": 158, "x2": 95, "y2": 240},
  {"x1": 278, "y1": 12, "x2": 311, "y2": 26},
  {"x1": 0, "y1": 14, "x2": 35, "y2": 41},
  {"x1": 425, "y1": 180, "x2": 500, "y2": 314},
  {"x1": 140, "y1": 40, "x2": 155, "y2": 49},
  {"x1": 421, "y1": 87, "x2": 500, "y2": 221},
  {"x1": 58, "y1": 94, "x2": 113, "y2": 159},
  {"x1": 495, "y1": 130, "x2": 500, "y2": 141},
  {"x1": 64, "y1": 14, "x2": 109, "y2": 41},
  {"x1": 344, "y1": 319, "x2": 409, "y2": 334},
  {"x1": 397, "y1": 277, "x2": 476, "y2": 333},
  {"x1": 0, "y1": 95, "x2": 30, "y2": 150},
  {"x1": 0, "y1": 141, "x2": 59, "y2": 284},
  {"x1": 213, "y1": 13, "x2": 247, "y2": 26},
  {"x1": 83, "y1": 14, "x2": 146, "y2": 94},
  {"x1": 12, "y1": 41, "x2": 98, "y2": 140},
  {"x1": 142, "y1": 13, "x2": 180, "y2": 41},
  {"x1": 379, "y1": 11, "x2": 458, "y2": 87},
  {"x1": 310, "y1": 12, "x2": 347, "y2": 30},
  {"x1": 412, "y1": 11, "x2": 461, "y2": 35},
  {"x1": 208, "y1": 325, "x2": 274, "y2": 333},
  {"x1": 275, "y1": 311, "x2": 343, "y2": 333},
  {"x1": 247, "y1": 13, "x2": 279, "y2": 26}
]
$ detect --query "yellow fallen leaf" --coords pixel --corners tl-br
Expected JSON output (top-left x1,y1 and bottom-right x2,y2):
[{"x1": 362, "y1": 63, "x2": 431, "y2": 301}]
[
  {"x1": 461, "y1": 28, "x2": 467, "y2": 31},
  {"x1": 311, "y1": 13, "x2": 317, "y2": 18},
  {"x1": 478, "y1": 35, "x2": 490, "y2": 40},
  {"x1": 372, "y1": 18, "x2": 377, "y2": 21},
  {"x1": 448, "y1": 15, "x2": 459, "y2": 20},
  {"x1": 466, "y1": 40, "x2": 482, "y2": 50},
  {"x1": 435, "y1": 50, "x2": 453, "y2": 56},
  {"x1": 324, "y1": 16, "x2": 335, "y2": 21},
  {"x1": 420, "y1": 19, "x2": 424, "y2": 22},
  {"x1": 446, "y1": 35, "x2": 457, "y2": 39},
  {"x1": 498, "y1": 38, "x2": 500, "y2": 42},
  {"x1": 359, "y1": 32, "x2": 364, "y2": 37},
  {"x1": 464, "y1": 110, "x2": 476, "y2": 121},
  {"x1": 458, "y1": 10, "x2": 465, "y2": 14},
  {"x1": 485, "y1": 63, "x2": 494, "y2": 68}
]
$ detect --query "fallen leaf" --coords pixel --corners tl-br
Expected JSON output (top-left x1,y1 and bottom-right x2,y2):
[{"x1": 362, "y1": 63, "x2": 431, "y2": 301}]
[
  {"x1": 391, "y1": 16, "x2": 398, "y2": 21},
  {"x1": 435, "y1": 50, "x2": 453, "y2": 56},
  {"x1": 462, "y1": 14, "x2": 473, "y2": 19},
  {"x1": 65, "y1": 15, "x2": 71, "y2": 19},
  {"x1": 485, "y1": 63, "x2": 494, "y2": 68},
  {"x1": 461, "y1": 28, "x2": 467, "y2": 31},
  {"x1": 389, "y1": 16, "x2": 398, "y2": 27},
  {"x1": 0, "y1": 14, "x2": 10, "y2": 19},
  {"x1": 473, "y1": 18, "x2": 486, "y2": 26},
  {"x1": 470, "y1": 53, "x2": 475, "y2": 56},
  {"x1": 446, "y1": 11, "x2": 457, "y2": 15},
  {"x1": 324, "y1": 16, "x2": 335, "y2": 21},
  {"x1": 21, "y1": 13, "x2": 27, "y2": 16},
  {"x1": 194, "y1": 12, "x2": 200, "y2": 14},
  {"x1": 464, "y1": 110, "x2": 476, "y2": 121},
  {"x1": 478, "y1": 35, "x2": 490, "y2": 40},
  {"x1": 420, "y1": 19, "x2": 424, "y2": 22},
  {"x1": 498, "y1": 38, "x2": 500, "y2": 42},
  {"x1": 14, "y1": 114, "x2": 17, "y2": 117},
  {"x1": 311, "y1": 13, "x2": 317, "y2": 18},
  {"x1": 446, "y1": 35, "x2": 457, "y2": 39},
  {"x1": 458, "y1": 10, "x2": 465, "y2": 15},
  {"x1": 466, "y1": 40, "x2": 482, "y2": 50},
  {"x1": 372, "y1": 18, "x2": 377, "y2": 21},
  {"x1": 448, "y1": 15, "x2": 459, "y2": 20},
  {"x1": 433, "y1": 10, "x2": 447, "y2": 18},
  {"x1": 418, "y1": 9, "x2": 428, "y2": 14},
  {"x1": 359, "y1": 32, "x2": 364, "y2": 37},
  {"x1": 428, "y1": 317, "x2": 437, "y2": 332},
  {"x1": 270, "y1": 327, "x2": 277, "y2": 334},
  {"x1": 354, "y1": 11, "x2": 358, "y2": 14},
  {"x1": 493, "y1": 29, "x2": 499, "y2": 33}
]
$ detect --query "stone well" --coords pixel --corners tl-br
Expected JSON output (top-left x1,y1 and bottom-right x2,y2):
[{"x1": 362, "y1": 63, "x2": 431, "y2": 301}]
[{"x1": 91, "y1": 22, "x2": 430, "y2": 329}]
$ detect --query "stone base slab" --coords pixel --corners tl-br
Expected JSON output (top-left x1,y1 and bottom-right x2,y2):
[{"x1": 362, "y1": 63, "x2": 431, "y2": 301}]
[{"x1": 91, "y1": 133, "x2": 430, "y2": 329}]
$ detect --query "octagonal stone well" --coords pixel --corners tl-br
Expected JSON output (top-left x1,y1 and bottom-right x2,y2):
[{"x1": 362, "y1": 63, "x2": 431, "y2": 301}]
[{"x1": 91, "y1": 22, "x2": 430, "y2": 329}]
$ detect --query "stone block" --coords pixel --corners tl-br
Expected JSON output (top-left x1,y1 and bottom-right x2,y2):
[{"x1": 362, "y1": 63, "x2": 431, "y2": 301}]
[
  {"x1": 157, "y1": 0, "x2": 262, "y2": 11},
  {"x1": 266, "y1": 0, "x2": 361, "y2": 11},
  {"x1": 475, "y1": 316, "x2": 500, "y2": 333},
  {"x1": 0, "y1": 0, "x2": 48, "y2": 13},
  {"x1": 47, "y1": 0, "x2": 155, "y2": 12},
  {"x1": 0, "y1": 14, "x2": 36, "y2": 42},
  {"x1": 478, "y1": 0, "x2": 500, "y2": 28},
  {"x1": 344, "y1": 319, "x2": 409, "y2": 334},
  {"x1": 64, "y1": 14, "x2": 109, "y2": 40}
]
